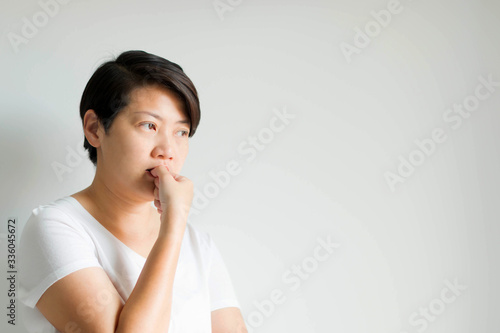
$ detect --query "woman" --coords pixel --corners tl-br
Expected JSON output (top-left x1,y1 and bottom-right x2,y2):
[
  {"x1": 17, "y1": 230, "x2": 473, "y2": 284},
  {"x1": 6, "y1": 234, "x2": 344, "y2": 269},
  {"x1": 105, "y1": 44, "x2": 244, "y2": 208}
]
[{"x1": 19, "y1": 50, "x2": 247, "y2": 333}]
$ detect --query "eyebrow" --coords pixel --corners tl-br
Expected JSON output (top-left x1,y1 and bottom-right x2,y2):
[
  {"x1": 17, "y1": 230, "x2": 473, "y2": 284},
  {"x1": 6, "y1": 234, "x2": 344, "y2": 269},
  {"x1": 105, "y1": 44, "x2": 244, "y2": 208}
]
[{"x1": 133, "y1": 111, "x2": 190, "y2": 124}]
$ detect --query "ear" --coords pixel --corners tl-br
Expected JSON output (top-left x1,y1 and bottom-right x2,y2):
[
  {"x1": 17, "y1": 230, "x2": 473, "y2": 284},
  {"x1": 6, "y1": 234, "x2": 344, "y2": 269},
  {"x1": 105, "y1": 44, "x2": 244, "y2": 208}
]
[{"x1": 83, "y1": 109, "x2": 104, "y2": 148}]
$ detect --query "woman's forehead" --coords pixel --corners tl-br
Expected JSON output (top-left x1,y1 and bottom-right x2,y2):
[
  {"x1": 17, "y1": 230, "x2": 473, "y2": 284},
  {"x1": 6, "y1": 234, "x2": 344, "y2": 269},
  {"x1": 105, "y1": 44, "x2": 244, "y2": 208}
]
[{"x1": 124, "y1": 86, "x2": 188, "y2": 120}]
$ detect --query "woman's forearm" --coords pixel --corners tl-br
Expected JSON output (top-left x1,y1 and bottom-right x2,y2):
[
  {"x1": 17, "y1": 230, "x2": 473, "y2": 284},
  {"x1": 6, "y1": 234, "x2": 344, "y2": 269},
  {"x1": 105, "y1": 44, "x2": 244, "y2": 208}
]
[{"x1": 115, "y1": 210, "x2": 187, "y2": 333}]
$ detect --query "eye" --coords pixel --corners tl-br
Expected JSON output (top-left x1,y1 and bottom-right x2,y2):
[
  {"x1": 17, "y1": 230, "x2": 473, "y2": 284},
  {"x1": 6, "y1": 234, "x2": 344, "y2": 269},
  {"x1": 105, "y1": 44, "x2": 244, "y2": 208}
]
[
  {"x1": 177, "y1": 130, "x2": 189, "y2": 137},
  {"x1": 141, "y1": 122, "x2": 156, "y2": 131}
]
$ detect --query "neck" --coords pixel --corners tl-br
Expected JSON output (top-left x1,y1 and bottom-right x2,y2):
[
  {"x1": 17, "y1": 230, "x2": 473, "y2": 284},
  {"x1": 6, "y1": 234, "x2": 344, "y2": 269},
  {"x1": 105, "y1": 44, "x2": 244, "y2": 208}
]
[{"x1": 77, "y1": 172, "x2": 157, "y2": 239}]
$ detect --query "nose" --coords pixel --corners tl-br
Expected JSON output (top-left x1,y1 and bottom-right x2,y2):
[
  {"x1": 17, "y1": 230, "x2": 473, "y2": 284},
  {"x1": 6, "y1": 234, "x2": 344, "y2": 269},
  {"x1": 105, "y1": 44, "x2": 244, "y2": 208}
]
[{"x1": 151, "y1": 134, "x2": 174, "y2": 161}]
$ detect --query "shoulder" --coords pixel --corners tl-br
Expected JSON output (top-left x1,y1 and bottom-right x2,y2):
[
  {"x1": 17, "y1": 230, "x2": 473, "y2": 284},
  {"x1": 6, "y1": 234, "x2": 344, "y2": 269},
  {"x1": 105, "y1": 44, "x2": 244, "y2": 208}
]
[
  {"x1": 26, "y1": 196, "x2": 78, "y2": 220},
  {"x1": 21, "y1": 196, "x2": 88, "y2": 241}
]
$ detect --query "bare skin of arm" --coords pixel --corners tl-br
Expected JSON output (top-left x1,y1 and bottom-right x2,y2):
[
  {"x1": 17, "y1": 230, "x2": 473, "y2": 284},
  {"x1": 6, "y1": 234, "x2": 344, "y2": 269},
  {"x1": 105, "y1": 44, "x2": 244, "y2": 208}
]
[
  {"x1": 212, "y1": 307, "x2": 248, "y2": 333},
  {"x1": 36, "y1": 166, "x2": 192, "y2": 333}
]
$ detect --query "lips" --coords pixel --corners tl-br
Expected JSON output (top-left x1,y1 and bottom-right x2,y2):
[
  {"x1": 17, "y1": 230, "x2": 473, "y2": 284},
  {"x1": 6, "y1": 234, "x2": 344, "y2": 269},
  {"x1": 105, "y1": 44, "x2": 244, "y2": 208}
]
[
  {"x1": 146, "y1": 166, "x2": 169, "y2": 171},
  {"x1": 146, "y1": 165, "x2": 169, "y2": 177}
]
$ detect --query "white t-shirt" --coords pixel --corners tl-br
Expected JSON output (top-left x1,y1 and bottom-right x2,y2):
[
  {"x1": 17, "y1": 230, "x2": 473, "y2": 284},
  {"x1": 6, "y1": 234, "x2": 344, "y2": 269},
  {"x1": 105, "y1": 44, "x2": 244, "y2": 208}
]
[{"x1": 18, "y1": 196, "x2": 240, "y2": 333}]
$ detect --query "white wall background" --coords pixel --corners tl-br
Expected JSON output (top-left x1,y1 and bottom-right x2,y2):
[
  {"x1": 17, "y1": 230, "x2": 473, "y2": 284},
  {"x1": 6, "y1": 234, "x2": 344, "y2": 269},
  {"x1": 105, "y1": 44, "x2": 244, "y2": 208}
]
[{"x1": 1, "y1": 0, "x2": 499, "y2": 332}]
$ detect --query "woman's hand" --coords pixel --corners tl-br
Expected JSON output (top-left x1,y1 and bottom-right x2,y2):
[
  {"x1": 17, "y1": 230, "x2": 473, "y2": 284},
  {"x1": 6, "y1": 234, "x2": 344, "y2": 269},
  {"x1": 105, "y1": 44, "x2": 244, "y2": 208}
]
[{"x1": 150, "y1": 166, "x2": 193, "y2": 227}]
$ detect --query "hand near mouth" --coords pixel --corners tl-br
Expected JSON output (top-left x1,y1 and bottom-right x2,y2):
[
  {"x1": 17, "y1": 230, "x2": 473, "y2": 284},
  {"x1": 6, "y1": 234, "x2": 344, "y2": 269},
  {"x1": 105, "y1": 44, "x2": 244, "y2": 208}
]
[
  {"x1": 147, "y1": 164, "x2": 169, "y2": 174},
  {"x1": 149, "y1": 165, "x2": 193, "y2": 230}
]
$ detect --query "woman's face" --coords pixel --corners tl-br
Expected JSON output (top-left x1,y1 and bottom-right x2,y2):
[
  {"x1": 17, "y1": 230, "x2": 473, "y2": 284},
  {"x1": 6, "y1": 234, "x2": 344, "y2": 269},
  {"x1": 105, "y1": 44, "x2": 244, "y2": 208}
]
[{"x1": 95, "y1": 84, "x2": 191, "y2": 202}]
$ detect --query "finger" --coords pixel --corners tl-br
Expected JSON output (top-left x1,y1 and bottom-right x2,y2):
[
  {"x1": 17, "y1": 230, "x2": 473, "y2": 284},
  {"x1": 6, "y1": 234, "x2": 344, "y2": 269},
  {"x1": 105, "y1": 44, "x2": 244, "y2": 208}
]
[
  {"x1": 168, "y1": 172, "x2": 182, "y2": 182},
  {"x1": 154, "y1": 199, "x2": 161, "y2": 210},
  {"x1": 150, "y1": 165, "x2": 171, "y2": 179}
]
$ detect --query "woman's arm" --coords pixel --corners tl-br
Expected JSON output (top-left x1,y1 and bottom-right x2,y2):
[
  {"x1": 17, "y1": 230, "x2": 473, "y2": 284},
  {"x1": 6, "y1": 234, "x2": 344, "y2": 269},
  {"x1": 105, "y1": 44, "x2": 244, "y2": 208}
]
[
  {"x1": 115, "y1": 212, "x2": 186, "y2": 332},
  {"x1": 212, "y1": 307, "x2": 248, "y2": 333},
  {"x1": 36, "y1": 210, "x2": 186, "y2": 333},
  {"x1": 37, "y1": 166, "x2": 192, "y2": 333}
]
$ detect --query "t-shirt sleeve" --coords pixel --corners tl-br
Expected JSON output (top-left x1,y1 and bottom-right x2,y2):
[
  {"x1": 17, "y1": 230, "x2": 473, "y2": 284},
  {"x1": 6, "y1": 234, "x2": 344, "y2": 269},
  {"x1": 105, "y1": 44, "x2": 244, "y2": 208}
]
[
  {"x1": 18, "y1": 207, "x2": 102, "y2": 309},
  {"x1": 206, "y1": 234, "x2": 241, "y2": 311}
]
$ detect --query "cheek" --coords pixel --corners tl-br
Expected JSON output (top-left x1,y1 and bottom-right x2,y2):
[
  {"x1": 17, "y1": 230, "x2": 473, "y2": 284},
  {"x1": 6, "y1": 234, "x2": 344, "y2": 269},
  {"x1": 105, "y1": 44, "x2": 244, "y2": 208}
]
[
  {"x1": 175, "y1": 143, "x2": 189, "y2": 168},
  {"x1": 177, "y1": 141, "x2": 189, "y2": 157},
  {"x1": 102, "y1": 134, "x2": 146, "y2": 165}
]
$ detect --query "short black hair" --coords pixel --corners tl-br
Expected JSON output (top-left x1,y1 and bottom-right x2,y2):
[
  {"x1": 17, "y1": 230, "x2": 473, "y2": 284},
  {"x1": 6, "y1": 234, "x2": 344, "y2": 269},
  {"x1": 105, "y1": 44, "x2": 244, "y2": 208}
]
[{"x1": 79, "y1": 50, "x2": 201, "y2": 166}]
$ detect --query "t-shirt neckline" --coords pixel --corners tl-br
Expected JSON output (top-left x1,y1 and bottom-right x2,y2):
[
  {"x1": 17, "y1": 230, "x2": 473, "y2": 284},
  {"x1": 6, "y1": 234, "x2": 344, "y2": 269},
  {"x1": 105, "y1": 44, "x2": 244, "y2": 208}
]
[{"x1": 63, "y1": 196, "x2": 148, "y2": 263}]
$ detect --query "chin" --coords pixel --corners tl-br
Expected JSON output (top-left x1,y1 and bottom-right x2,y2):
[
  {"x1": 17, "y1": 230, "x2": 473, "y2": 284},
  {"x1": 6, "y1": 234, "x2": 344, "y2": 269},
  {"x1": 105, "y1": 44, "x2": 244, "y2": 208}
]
[{"x1": 134, "y1": 183, "x2": 155, "y2": 202}]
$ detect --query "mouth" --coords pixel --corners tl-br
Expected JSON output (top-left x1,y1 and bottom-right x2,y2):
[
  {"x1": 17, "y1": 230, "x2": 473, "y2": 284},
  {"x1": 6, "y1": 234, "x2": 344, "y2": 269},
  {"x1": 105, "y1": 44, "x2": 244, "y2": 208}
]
[
  {"x1": 146, "y1": 165, "x2": 170, "y2": 177},
  {"x1": 146, "y1": 165, "x2": 169, "y2": 171}
]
